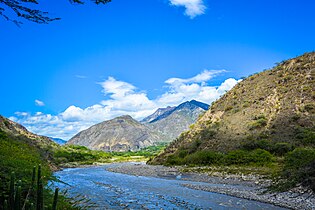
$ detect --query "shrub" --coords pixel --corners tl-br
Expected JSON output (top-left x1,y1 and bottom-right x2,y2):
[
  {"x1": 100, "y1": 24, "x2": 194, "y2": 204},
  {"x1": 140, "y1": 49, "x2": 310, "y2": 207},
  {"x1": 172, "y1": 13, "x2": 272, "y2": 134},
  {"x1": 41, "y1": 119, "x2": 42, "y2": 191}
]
[
  {"x1": 304, "y1": 103, "x2": 315, "y2": 113},
  {"x1": 242, "y1": 140, "x2": 294, "y2": 156},
  {"x1": 275, "y1": 148, "x2": 315, "y2": 192},
  {"x1": 177, "y1": 149, "x2": 189, "y2": 158},
  {"x1": 223, "y1": 150, "x2": 255, "y2": 165},
  {"x1": 224, "y1": 106, "x2": 233, "y2": 111},
  {"x1": 223, "y1": 149, "x2": 273, "y2": 166},
  {"x1": 242, "y1": 139, "x2": 272, "y2": 151},
  {"x1": 249, "y1": 149, "x2": 274, "y2": 165},
  {"x1": 248, "y1": 115, "x2": 267, "y2": 130},
  {"x1": 165, "y1": 155, "x2": 183, "y2": 165},
  {"x1": 295, "y1": 127, "x2": 315, "y2": 146},
  {"x1": 183, "y1": 151, "x2": 223, "y2": 165},
  {"x1": 271, "y1": 143, "x2": 294, "y2": 156}
]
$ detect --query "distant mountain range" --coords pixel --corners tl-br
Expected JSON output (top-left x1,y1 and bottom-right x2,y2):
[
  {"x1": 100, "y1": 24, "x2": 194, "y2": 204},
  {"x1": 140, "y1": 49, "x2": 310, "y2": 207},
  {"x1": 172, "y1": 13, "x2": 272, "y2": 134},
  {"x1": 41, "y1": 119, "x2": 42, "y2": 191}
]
[
  {"x1": 67, "y1": 100, "x2": 209, "y2": 152},
  {"x1": 49, "y1": 137, "x2": 67, "y2": 145}
]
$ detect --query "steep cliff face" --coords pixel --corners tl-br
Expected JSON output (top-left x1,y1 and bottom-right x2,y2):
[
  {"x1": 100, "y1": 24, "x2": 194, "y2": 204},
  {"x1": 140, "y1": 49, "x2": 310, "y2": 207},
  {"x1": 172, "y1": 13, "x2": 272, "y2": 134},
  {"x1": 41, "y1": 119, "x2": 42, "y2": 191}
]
[
  {"x1": 67, "y1": 115, "x2": 162, "y2": 152},
  {"x1": 152, "y1": 52, "x2": 315, "y2": 164}
]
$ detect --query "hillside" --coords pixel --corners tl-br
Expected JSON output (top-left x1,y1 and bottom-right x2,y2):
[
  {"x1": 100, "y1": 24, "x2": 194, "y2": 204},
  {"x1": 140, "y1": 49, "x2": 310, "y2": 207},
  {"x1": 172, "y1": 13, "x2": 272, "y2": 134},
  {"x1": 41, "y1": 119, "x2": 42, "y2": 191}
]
[
  {"x1": 151, "y1": 52, "x2": 315, "y2": 164},
  {"x1": 144, "y1": 100, "x2": 209, "y2": 142},
  {"x1": 0, "y1": 115, "x2": 58, "y2": 196},
  {"x1": 0, "y1": 115, "x2": 57, "y2": 149},
  {"x1": 67, "y1": 115, "x2": 162, "y2": 152}
]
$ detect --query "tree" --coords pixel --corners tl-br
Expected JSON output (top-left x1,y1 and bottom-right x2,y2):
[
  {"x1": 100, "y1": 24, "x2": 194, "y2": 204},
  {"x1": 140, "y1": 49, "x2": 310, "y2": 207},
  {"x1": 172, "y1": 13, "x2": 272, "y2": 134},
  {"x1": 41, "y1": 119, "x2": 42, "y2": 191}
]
[{"x1": 0, "y1": 0, "x2": 111, "y2": 26}]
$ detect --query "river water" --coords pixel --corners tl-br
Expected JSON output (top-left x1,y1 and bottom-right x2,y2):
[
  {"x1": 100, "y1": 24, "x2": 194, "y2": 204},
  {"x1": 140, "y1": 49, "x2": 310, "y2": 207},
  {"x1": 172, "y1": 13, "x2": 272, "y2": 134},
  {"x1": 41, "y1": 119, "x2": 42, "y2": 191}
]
[{"x1": 53, "y1": 163, "x2": 286, "y2": 209}]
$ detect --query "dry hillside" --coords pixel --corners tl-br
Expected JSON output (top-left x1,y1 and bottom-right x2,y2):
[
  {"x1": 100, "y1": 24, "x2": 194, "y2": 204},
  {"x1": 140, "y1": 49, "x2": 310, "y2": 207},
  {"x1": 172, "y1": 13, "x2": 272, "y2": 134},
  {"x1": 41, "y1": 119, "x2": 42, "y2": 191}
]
[{"x1": 152, "y1": 52, "x2": 315, "y2": 163}]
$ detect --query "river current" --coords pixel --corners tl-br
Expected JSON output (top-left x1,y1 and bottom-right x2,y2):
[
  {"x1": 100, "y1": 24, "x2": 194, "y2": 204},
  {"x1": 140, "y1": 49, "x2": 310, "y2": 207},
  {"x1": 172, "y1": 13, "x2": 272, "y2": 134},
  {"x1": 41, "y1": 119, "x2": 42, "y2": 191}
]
[{"x1": 53, "y1": 163, "x2": 286, "y2": 209}]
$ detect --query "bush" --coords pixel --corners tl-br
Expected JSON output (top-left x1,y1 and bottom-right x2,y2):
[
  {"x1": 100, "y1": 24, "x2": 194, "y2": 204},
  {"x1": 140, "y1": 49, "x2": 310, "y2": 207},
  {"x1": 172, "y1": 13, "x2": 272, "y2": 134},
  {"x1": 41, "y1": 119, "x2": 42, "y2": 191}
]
[
  {"x1": 183, "y1": 151, "x2": 224, "y2": 165},
  {"x1": 271, "y1": 143, "x2": 294, "y2": 156},
  {"x1": 248, "y1": 118, "x2": 267, "y2": 130},
  {"x1": 223, "y1": 150, "x2": 251, "y2": 165},
  {"x1": 223, "y1": 149, "x2": 273, "y2": 166},
  {"x1": 242, "y1": 139, "x2": 294, "y2": 156},
  {"x1": 275, "y1": 148, "x2": 315, "y2": 192},
  {"x1": 165, "y1": 155, "x2": 183, "y2": 165},
  {"x1": 242, "y1": 139, "x2": 272, "y2": 151},
  {"x1": 295, "y1": 128, "x2": 315, "y2": 146},
  {"x1": 250, "y1": 149, "x2": 274, "y2": 165}
]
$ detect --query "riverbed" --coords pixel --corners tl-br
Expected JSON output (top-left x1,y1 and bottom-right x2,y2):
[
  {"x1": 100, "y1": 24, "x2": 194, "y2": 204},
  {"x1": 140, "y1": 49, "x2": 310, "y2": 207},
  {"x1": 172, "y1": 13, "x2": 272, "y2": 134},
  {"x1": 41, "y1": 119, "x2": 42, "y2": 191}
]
[{"x1": 53, "y1": 163, "x2": 289, "y2": 209}]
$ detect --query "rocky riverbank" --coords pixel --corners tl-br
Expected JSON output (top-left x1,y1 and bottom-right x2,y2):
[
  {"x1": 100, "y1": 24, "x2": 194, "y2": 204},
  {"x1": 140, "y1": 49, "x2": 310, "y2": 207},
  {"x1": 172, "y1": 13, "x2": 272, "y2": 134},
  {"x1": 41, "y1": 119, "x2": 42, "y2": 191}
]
[{"x1": 107, "y1": 162, "x2": 315, "y2": 210}]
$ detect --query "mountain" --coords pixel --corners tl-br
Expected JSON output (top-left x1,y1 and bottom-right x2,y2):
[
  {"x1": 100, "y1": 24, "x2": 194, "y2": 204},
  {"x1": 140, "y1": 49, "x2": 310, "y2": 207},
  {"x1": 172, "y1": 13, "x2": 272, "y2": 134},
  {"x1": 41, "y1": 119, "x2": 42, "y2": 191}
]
[
  {"x1": 141, "y1": 106, "x2": 176, "y2": 123},
  {"x1": 68, "y1": 100, "x2": 209, "y2": 152},
  {"x1": 151, "y1": 52, "x2": 315, "y2": 164},
  {"x1": 67, "y1": 115, "x2": 162, "y2": 152},
  {"x1": 50, "y1": 137, "x2": 67, "y2": 145},
  {"x1": 144, "y1": 100, "x2": 209, "y2": 142}
]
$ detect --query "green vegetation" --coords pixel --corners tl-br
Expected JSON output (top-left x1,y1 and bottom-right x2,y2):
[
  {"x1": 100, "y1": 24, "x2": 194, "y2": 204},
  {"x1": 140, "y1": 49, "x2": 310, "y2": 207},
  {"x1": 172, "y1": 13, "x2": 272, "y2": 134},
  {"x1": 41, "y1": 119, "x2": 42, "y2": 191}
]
[
  {"x1": 165, "y1": 148, "x2": 274, "y2": 167},
  {"x1": 273, "y1": 148, "x2": 315, "y2": 192},
  {"x1": 0, "y1": 130, "x2": 51, "y2": 192},
  {"x1": 1, "y1": 166, "x2": 59, "y2": 210},
  {"x1": 248, "y1": 115, "x2": 267, "y2": 130},
  {"x1": 295, "y1": 127, "x2": 315, "y2": 146},
  {"x1": 53, "y1": 143, "x2": 168, "y2": 166},
  {"x1": 164, "y1": 137, "x2": 314, "y2": 193},
  {"x1": 54, "y1": 145, "x2": 112, "y2": 165},
  {"x1": 242, "y1": 139, "x2": 295, "y2": 156},
  {"x1": 112, "y1": 143, "x2": 167, "y2": 158},
  {"x1": 0, "y1": 130, "x2": 76, "y2": 209}
]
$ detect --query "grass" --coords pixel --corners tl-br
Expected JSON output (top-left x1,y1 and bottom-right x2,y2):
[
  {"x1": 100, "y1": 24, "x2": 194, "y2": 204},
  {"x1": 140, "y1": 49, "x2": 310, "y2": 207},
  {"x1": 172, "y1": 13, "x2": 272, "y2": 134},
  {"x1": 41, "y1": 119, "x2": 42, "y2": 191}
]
[{"x1": 0, "y1": 130, "x2": 78, "y2": 209}]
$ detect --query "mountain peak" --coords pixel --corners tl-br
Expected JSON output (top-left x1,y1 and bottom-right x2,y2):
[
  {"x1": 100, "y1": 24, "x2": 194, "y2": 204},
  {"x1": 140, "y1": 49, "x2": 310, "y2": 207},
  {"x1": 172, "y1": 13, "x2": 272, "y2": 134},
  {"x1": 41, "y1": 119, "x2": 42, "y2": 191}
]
[
  {"x1": 68, "y1": 115, "x2": 162, "y2": 152},
  {"x1": 142, "y1": 100, "x2": 209, "y2": 124},
  {"x1": 143, "y1": 100, "x2": 209, "y2": 141}
]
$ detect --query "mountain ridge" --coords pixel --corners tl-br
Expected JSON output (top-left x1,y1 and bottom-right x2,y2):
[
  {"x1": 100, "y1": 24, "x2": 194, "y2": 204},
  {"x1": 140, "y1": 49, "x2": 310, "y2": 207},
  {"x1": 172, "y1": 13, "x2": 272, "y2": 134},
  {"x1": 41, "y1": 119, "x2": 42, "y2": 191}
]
[
  {"x1": 67, "y1": 115, "x2": 162, "y2": 152},
  {"x1": 144, "y1": 100, "x2": 209, "y2": 142},
  {"x1": 67, "y1": 100, "x2": 209, "y2": 152}
]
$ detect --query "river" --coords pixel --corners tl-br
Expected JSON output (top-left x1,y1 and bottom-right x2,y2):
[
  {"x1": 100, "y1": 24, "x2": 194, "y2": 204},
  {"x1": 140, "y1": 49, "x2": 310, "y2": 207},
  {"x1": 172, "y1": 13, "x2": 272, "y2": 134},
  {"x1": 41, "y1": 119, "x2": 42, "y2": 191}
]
[{"x1": 53, "y1": 163, "x2": 287, "y2": 209}]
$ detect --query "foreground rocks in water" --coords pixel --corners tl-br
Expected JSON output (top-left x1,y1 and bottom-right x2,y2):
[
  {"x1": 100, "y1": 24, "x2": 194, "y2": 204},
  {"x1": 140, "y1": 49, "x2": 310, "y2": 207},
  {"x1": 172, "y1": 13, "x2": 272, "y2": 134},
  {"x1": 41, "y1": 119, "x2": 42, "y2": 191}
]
[{"x1": 107, "y1": 163, "x2": 315, "y2": 210}]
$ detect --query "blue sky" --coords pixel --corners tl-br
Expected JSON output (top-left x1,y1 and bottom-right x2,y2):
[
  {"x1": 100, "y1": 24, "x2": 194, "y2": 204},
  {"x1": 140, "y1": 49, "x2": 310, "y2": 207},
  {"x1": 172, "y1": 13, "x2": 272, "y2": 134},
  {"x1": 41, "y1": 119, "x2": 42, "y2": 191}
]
[{"x1": 1, "y1": 0, "x2": 314, "y2": 139}]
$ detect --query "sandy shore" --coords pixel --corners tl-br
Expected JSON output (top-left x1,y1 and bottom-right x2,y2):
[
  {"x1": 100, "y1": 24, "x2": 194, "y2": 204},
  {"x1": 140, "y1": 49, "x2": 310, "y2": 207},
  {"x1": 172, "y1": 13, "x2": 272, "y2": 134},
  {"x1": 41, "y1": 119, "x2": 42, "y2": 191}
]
[{"x1": 107, "y1": 162, "x2": 315, "y2": 210}]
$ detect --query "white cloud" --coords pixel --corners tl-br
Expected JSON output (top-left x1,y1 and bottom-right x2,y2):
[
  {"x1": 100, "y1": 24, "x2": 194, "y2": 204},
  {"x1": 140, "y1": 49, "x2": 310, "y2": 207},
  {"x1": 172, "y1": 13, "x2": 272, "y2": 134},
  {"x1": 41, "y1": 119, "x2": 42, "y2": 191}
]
[
  {"x1": 35, "y1": 99, "x2": 45, "y2": 106},
  {"x1": 170, "y1": 0, "x2": 206, "y2": 18},
  {"x1": 11, "y1": 70, "x2": 240, "y2": 140}
]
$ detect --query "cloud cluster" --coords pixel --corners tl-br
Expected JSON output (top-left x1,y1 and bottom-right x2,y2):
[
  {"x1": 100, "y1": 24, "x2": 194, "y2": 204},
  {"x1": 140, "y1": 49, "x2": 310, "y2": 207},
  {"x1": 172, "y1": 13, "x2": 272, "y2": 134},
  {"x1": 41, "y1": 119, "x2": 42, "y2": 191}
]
[
  {"x1": 170, "y1": 0, "x2": 206, "y2": 18},
  {"x1": 11, "y1": 70, "x2": 240, "y2": 140},
  {"x1": 35, "y1": 99, "x2": 45, "y2": 106}
]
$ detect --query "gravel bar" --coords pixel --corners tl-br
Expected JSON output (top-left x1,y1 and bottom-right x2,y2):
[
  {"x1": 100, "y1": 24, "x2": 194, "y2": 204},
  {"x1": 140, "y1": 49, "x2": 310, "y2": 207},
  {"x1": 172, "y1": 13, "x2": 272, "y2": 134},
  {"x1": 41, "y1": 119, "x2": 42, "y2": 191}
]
[{"x1": 107, "y1": 162, "x2": 315, "y2": 210}]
